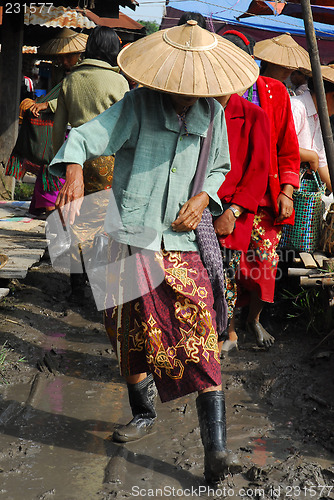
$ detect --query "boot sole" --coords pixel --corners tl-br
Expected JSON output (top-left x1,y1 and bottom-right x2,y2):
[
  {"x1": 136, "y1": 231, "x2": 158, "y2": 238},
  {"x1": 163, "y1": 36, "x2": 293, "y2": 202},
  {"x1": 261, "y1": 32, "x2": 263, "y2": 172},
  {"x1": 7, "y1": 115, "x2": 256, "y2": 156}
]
[{"x1": 112, "y1": 427, "x2": 156, "y2": 443}]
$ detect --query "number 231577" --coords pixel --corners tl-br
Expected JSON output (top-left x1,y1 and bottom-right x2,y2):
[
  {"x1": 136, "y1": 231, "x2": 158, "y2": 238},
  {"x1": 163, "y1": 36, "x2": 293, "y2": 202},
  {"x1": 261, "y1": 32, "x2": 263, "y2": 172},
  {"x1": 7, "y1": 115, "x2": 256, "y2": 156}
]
[{"x1": 5, "y1": 3, "x2": 54, "y2": 14}]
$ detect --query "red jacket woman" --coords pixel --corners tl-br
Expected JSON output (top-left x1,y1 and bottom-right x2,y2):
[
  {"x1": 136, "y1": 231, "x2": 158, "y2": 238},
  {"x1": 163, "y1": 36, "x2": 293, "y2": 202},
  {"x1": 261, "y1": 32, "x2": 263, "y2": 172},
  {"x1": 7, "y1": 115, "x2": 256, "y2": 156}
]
[{"x1": 217, "y1": 93, "x2": 270, "y2": 253}]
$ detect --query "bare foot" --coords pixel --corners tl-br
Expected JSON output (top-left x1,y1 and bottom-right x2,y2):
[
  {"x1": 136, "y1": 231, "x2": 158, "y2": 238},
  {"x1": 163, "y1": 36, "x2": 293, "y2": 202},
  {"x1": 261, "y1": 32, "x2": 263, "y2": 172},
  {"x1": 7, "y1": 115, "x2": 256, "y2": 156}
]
[{"x1": 246, "y1": 320, "x2": 275, "y2": 348}]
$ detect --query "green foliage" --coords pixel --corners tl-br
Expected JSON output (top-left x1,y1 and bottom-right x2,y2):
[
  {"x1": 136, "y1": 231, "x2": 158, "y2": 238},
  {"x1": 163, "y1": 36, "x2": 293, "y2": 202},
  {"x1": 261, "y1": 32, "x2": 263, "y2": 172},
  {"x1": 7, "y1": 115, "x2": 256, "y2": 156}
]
[
  {"x1": 14, "y1": 182, "x2": 34, "y2": 201},
  {"x1": 138, "y1": 20, "x2": 160, "y2": 35},
  {"x1": 281, "y1": 287, "x2": 326, "y2": 334}
]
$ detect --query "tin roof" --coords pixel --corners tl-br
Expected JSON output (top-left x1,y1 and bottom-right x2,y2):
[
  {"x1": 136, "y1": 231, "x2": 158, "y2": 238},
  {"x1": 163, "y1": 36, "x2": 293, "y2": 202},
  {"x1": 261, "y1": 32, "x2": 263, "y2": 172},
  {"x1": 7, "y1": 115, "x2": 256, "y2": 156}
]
[
  {"x1": 24, "y1": 6, "x2": 96, "y2": 29},
  {"x1": 79, "y1": 9, "x2": 144, "y2": 30}
]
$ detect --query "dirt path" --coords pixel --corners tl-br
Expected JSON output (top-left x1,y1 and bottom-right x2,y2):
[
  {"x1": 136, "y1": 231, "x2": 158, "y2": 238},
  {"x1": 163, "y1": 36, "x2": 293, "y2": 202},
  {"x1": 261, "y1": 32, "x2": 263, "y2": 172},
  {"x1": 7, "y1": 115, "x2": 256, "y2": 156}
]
[{"x1": 0, "y1": 257, "x2": 333, "y2": 499}]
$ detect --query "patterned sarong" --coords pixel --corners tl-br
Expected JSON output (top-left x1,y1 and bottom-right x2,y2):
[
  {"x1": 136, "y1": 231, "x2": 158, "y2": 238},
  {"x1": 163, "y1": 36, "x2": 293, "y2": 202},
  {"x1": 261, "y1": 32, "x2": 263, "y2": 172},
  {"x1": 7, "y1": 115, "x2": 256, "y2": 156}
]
[
  {"x1": 237, "y1": 208, "x2": 282, "y2": 304},
  {"x1": 104, "y1": 248, "x2": 221, "y2": 403}
]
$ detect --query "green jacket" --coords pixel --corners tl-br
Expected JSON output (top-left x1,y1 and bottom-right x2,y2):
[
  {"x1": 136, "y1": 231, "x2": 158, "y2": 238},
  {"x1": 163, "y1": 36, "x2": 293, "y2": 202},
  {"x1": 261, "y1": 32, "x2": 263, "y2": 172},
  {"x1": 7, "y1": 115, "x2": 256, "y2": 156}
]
[
  {"x1": 52, "y1": 58, "x2": 129, "y2": 154},
  {"x1": 49, "y1": 87, "x2": 231, "y2": 252}
]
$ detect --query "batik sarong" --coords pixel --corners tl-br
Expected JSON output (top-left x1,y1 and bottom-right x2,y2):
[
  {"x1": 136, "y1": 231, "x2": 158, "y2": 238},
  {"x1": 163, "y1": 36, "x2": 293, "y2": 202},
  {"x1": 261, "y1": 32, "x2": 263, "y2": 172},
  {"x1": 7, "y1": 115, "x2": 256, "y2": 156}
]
[
  {"x1": 104, "y1": 247, "x2": 221, "y2": 403},
  {"x1": 237, "y1": 208, "x2": 282, "y2": 304}
]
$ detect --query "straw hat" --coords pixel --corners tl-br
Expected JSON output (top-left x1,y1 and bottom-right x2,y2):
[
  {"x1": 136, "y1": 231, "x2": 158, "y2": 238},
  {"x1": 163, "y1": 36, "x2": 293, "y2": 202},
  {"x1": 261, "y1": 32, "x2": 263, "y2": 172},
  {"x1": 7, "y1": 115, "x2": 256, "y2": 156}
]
[
  {"x1": 117, "y1": 20, "x2": 259, "y2": 97},
  {"x1": 321, "y1": 65, "x2": 334, "y2": 84},
  {"x1": 38, "y1": 28, "x2": 88, "y2": 56},
  {"x1": 254, "y1": 33, "x2": 311, "y2": 72}
]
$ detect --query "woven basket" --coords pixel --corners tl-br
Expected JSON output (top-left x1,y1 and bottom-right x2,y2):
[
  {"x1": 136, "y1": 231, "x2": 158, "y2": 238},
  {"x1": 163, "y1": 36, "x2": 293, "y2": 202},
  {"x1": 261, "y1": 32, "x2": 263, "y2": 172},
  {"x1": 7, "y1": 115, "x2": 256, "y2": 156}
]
[{"x1": 279, "y1": 170, "x2": 325, "y2": 253}]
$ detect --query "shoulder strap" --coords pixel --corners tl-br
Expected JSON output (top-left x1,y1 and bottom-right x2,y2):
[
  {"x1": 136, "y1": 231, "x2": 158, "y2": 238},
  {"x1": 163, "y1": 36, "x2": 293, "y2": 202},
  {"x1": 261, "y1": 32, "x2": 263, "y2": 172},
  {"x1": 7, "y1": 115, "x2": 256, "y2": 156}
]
[{"x1": 191, "y1": 97, "x2": 215, "y2": 197}]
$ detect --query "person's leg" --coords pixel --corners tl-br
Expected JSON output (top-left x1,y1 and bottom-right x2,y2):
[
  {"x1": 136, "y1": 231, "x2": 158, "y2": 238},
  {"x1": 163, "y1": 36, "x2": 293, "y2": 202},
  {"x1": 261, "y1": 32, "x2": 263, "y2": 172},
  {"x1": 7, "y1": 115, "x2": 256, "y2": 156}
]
[
  {"x1": 219, "y1": 314, "x2": 238, "y2": 354},
  {"x1": 219, "y1": 248, "x2": 241, "y2": 354},
  {"x1": 112, "y1": 372, "x2": 158, "y2": 443},
  {"x1": 196, "y1": 384, "x2": 242, "y2": 482},
  {"x1": 246, "y1": 291, "x2": 275, "y2": 348}
]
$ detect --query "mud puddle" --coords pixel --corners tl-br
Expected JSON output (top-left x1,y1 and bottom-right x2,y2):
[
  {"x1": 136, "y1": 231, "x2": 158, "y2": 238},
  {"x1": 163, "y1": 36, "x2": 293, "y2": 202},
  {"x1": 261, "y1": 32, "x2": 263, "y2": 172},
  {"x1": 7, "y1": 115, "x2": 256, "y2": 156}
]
[{"x1": 0, "y1": 259, "x2": 333, "y2": 499}]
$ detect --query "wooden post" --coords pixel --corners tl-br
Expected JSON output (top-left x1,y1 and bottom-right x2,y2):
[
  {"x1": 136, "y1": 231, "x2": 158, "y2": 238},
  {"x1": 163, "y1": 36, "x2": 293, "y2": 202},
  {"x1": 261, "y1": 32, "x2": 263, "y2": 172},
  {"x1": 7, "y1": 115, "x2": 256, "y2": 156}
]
[
  {"x1": 0, "y1": 8, "x2": 24, "y2": 200},
  {"x1": 300, "y1": 0, "x2": 334, "y2": 190}
]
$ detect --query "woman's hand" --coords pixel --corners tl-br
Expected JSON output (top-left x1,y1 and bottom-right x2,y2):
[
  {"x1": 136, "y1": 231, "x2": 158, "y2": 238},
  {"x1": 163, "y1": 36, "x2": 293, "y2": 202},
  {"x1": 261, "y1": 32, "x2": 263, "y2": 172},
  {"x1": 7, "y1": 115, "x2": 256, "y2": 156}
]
[
  {"x1": 214, "y1": 209, "x2": 236, "y2": 236},
  {"x1": 30, "y1": 101, "x2": 49, "y2": 117},
  {"x1": 277, "y1": 184, "x2": 294, "y2": 222},
  {"x1": 171, "y1": 192, "x2": 209, "y2": 232},
  {"x1": 55, "y1": 164, "x2": 84, "y2": 225},
  {"x1": 299, "y1": 148, "x2": 319, "y2": 172}
]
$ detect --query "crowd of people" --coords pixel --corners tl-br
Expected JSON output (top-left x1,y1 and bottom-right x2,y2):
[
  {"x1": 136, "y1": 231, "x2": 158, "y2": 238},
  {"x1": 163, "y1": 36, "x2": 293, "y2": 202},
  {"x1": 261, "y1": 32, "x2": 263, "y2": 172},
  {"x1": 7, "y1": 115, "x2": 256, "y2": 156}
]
[{"x1": 6, "y1": 16, "x2": 334, "y2": 484}]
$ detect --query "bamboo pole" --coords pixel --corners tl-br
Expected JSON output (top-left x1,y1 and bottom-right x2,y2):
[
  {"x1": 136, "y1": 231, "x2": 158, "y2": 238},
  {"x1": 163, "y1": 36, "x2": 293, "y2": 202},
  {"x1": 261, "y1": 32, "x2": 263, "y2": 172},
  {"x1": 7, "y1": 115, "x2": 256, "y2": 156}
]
[{"x1": 300, "y1": 0, "x2": 334, "y2": 190}]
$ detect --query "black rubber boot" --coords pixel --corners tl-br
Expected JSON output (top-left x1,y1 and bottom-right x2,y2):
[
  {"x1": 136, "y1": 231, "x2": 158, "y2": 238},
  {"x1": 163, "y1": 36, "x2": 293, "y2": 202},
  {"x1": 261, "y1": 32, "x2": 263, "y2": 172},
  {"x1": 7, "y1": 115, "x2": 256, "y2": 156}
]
[
  {"x1": 113, "y1": 374, "x2": 157, "y2": 443},
  {"x1": 196, "y1": 391, "x2": 242, "y2": 483}
]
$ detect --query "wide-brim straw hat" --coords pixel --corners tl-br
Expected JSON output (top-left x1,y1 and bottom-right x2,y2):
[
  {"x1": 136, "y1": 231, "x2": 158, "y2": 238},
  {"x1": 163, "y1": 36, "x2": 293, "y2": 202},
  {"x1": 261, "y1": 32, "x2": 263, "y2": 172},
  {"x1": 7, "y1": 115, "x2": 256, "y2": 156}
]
[
  {"x1": 38, "y1": 27, "x2": 88, "y2": 55},
  {"x1": 117, "y1": 20, "x2": 259, "y2": 97},
  {"x1": 254, "y1": 33, "x2": 311, "y2": 72},
  {"x1": 321, "y1": 65, "x2": 334, "y2": 84}
]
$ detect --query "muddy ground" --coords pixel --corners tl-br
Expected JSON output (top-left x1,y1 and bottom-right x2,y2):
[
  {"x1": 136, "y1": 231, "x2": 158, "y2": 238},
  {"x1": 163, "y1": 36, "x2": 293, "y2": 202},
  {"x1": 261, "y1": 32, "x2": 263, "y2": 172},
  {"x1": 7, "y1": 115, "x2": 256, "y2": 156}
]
[{"x1": 0, "y1": 255, "x2": 334, "y2": 500}]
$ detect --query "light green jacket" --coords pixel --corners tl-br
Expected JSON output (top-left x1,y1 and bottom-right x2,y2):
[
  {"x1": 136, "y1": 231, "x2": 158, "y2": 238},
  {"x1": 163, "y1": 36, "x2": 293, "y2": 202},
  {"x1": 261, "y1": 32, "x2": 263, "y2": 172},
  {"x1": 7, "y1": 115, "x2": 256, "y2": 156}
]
[
  {"x1": 49, "y1": 87, "x2": 231, "y2": 252},
  {"x1": 52, "y1": 58, "x2": 129, "y2": 154}
]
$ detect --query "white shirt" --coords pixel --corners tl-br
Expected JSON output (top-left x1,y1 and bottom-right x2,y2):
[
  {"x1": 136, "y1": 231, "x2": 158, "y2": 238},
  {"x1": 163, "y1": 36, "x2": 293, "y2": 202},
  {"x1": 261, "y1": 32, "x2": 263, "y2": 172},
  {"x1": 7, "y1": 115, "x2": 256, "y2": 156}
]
[{"x1": 290, "y1": 89, "x2": 327, "y2": 169}]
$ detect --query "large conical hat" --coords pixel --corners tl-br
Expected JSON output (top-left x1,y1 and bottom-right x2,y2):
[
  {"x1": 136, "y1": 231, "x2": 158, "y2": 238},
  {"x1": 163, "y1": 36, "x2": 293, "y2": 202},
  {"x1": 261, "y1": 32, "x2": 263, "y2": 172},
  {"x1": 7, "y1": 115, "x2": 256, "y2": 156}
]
[
  {"x1": 117, "y1": 20, "x2": 259, "y2": 97},
  {"x1": 38, "y1": 28, "x2": 88, "y2": 55},
  {"x1": 254, "y1": 33, "x2": 311, "y2": 72},
  {"x1": 321, "y1": 65, "x2": 334, "y2": 84}
]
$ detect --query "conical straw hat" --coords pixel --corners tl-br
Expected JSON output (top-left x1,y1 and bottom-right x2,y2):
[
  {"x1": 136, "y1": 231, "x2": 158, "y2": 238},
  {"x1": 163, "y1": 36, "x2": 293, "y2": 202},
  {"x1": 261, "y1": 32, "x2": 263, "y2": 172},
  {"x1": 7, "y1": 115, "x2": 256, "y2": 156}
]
[
  {"x1": 321, "y1": 65, "x2": 334, "y2": 84},
  {"x1": 38, "y1": 27, "x2": 88, "y2": 55},
  {"x1": 254, "y1": 33, "x2": 311, "y2": 72},
  {"x1": 117, "y1": 20, "x2": 259, "y2": 97}
]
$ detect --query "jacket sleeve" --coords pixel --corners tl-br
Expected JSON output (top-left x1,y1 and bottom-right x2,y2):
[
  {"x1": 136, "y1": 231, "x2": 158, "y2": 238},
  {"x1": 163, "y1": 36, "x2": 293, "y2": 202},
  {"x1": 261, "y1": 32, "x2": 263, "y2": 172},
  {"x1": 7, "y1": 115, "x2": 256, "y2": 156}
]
[
  {"x1": 230, "y1": 109, "x2": 270, "y2": 213},
  {"x1": 52, "y1": 86, "x2": 68, "y2": 155},
  {"x1": 49, "y1": 92, "x2": 138, "y2": 178},
  {"x1": 276, "y1": 88, "x2": 300, "y2": 188},
  {"x1": 202, "y1": 105, "x2": 230, "y2": 216}
]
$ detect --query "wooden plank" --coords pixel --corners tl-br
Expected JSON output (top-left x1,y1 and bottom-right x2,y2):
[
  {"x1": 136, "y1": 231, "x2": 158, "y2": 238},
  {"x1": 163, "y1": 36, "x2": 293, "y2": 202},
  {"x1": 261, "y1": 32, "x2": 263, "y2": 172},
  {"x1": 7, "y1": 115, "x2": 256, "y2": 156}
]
[
  {"x1": 300, "y1": 275, "x2": 334, "y2": 287},
  {"x1": 288, "y1": 268, "x2": 319, "y2": 277},
  {"x1": 313, "y1": 251, "x2": 329, "y2": 268},
  {"x1": 299, "y1": 252, "x2": 318, "y2": 269}
]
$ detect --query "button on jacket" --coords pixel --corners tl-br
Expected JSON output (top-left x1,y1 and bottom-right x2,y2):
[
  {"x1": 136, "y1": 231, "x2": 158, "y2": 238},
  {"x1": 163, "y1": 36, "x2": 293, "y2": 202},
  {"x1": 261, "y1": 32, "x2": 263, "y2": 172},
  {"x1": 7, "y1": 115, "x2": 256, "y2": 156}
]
[{"x1": 49, "y1": 87, "x2": 231, "y2": 251}]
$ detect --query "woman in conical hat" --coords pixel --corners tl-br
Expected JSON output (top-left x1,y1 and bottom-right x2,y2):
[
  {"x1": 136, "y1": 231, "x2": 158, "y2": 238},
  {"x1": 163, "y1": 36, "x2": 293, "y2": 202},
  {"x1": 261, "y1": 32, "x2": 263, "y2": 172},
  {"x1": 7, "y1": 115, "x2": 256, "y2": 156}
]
[
  {"x1": 254, "y1": 33, "x2": 311, "y2": 83},
  {"x1": 291, "y1": 65, "x2": 334, "y2": 191},
  {"x1": 219, "y1": 30, "x2": 300, "y2": 350},
  {"x1": 49, "y1": 20, "x2": 259, "y2": 483}
]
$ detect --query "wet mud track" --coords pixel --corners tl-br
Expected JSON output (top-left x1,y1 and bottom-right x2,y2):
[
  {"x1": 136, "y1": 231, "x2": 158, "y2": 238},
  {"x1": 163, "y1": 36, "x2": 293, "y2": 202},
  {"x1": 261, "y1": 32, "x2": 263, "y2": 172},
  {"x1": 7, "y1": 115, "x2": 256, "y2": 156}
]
[{"x1": 0, "y1": 259, "x2": 333, "y2": 499}]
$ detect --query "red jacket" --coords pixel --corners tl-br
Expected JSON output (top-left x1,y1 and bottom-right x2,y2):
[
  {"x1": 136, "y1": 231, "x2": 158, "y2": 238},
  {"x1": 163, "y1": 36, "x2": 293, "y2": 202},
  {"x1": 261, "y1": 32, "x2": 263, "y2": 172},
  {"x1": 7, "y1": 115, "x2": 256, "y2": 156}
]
[
  {"x1": 257, "y1": 76, "x2": 300, "y2": 225},
  {"x1": 218, "y1": 93, "x2": 270, "y2": 252}
]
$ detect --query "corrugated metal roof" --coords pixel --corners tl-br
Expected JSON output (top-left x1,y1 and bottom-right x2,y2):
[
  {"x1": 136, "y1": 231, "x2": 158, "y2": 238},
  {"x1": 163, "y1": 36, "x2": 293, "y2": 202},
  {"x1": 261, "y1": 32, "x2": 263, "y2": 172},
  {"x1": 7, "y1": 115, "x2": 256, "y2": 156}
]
[
  {"x1": 23, "y1": 46, "x2": 38, "y2": 54},
  {"x1": 24, "y1": 6, "x2": 96, "y2": 29},
  {"x1": 79, "y1": 9, "x2": 144, "y2": 30}
]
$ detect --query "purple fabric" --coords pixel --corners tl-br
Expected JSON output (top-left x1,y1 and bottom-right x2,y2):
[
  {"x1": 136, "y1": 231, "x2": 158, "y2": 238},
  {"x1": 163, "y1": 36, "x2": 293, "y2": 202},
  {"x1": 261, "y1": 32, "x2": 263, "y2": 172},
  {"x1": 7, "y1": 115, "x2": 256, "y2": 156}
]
[
  {"x1": 243, "y1": 82, "x2": 261, "y2": 107},
  {"x1": 191, "y1": 98, "x2": 228, "y2": 335},
  {"x1": 29, "y1": 169, "x2": 65, "y2": 215}
]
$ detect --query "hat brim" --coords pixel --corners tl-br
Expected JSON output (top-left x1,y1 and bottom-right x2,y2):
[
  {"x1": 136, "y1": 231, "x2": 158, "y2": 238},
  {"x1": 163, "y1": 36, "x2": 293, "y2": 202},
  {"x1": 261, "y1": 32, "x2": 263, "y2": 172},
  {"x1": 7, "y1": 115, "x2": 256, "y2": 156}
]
[
  {"x1": 321, "y1": 65, "x2": 334, "y2": 85},
  {"x1": 118, "y1": 29, "x2": 259, "y2": 97},
  {"x1": 254, "y1": 37, "x2": 311, "y2": 72},
  {"x1": 38, "y1": 33, "x2": 88, "y2": 55}
]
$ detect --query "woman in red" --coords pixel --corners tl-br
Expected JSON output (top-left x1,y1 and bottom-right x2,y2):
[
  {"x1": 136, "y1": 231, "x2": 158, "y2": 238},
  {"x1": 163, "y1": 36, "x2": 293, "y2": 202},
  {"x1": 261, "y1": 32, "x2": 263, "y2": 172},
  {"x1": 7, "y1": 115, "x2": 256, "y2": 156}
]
[
  {"x1": 219, "y1": 30, "x2": 300, "y2": 348},
  {"x1": 214, "y1": 92, "x2": 270, "y2": 352}
]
